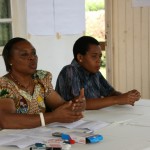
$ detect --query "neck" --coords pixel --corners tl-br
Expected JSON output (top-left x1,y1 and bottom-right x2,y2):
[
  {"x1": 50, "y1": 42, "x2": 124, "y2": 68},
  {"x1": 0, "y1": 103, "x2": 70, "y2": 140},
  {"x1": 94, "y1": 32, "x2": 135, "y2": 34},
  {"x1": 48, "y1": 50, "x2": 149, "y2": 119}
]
[
  {"x1": 10, "y1": 71, "x2": 32, "y2": 82},
  {"x1": 9, "y1": 71, "x2": 34, "y2": 94}
]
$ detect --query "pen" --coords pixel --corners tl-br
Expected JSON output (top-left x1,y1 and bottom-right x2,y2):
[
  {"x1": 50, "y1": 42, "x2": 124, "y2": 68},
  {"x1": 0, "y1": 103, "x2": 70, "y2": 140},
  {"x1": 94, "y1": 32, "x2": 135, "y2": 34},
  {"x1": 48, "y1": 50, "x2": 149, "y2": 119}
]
[{"x1": 83, "y1": 130, "x2": 94, "y2": 134}]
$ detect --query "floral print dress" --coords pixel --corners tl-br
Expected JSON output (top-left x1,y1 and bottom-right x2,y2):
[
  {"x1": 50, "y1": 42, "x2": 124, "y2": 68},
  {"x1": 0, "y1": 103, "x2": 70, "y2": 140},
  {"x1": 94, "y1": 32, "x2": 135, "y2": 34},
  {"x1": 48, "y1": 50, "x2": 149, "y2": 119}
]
[{"x1": 0, "y1": 70, "x2": 53, "y2": 114}]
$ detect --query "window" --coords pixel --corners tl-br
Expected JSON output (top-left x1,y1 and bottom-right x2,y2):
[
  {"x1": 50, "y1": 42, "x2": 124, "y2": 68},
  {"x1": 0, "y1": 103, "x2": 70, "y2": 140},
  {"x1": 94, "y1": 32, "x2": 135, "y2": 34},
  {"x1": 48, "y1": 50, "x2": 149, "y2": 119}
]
[{"x1": 0, "y1": 0, "x2": 12, "y2": 54}]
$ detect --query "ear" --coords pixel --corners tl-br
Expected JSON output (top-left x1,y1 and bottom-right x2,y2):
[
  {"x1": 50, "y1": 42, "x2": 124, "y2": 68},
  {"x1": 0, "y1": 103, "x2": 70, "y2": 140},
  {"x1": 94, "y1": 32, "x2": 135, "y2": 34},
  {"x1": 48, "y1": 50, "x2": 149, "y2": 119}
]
[{"x1": 77, "y1": 54, "x2": 83, "y2": 63}]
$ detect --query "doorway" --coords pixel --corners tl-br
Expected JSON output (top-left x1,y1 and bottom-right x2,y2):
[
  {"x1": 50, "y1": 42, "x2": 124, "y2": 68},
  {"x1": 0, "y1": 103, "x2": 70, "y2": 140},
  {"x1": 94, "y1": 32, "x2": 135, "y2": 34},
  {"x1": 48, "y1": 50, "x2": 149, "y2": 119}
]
[{"x1": 85, "y1": 0, "x2": 106, "y2": 78}]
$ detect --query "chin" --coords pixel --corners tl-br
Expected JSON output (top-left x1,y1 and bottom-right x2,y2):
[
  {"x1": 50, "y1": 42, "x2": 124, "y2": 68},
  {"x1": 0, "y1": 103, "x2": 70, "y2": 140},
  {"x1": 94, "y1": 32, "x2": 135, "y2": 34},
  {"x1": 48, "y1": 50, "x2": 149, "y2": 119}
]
[
  {"x1": 29, "y1": 69, "x2": 37, "y2": 74},
  {"x1": 89, "y1": 70, "x2": 97, "y2": 74}
]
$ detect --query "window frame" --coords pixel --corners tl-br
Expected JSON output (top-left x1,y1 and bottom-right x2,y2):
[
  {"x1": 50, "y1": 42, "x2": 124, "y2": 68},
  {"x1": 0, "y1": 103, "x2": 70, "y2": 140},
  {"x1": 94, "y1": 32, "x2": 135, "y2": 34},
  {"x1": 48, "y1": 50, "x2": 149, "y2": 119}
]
[{"x1": 0, "y1": 0, "x2": 18, "y2": 55}]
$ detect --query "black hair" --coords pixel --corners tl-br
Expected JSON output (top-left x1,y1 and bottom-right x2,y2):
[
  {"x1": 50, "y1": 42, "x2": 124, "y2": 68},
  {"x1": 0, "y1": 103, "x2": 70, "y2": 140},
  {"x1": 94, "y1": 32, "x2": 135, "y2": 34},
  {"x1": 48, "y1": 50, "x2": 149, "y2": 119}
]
[
  {"x1": 2, "y1": 37, "x2": 28, "y2": 72},
  {"x1": 73, "y1": 36, "x2": 100, "y2": 61}
]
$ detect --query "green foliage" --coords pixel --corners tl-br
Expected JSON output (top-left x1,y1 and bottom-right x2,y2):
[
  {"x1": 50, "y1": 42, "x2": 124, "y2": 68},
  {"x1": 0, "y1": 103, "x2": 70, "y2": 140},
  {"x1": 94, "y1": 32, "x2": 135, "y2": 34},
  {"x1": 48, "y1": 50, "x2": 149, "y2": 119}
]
[
  {"x1": 101, "y1": 51, "x2": 106, "y2": 68},
  {"x1": 85, "y1": 0, "x2": 105, "y2": 11}
]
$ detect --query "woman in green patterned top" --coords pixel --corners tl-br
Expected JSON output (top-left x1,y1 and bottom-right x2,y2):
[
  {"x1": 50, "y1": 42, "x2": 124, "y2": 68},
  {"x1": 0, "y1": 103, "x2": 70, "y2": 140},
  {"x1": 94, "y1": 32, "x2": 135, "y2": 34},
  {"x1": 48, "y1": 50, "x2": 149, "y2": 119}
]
[{"x1": 0, "y1": 37, "x2": 85, "y2": 129}]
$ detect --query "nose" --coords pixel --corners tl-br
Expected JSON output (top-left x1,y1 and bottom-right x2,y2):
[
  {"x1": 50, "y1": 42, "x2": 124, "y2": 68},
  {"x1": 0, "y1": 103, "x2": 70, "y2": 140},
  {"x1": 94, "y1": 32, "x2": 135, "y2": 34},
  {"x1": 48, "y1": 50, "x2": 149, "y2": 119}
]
[{"x1": 96, "y1": 58, "x2": 101, "y2": 64}]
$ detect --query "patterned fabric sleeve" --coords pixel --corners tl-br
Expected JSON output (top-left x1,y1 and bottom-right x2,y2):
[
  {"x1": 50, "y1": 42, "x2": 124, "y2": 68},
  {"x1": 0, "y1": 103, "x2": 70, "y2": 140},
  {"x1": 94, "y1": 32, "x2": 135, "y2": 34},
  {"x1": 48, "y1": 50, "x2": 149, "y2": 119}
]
[
  {"x1": 34, "y1": 70, "x2": 54, "y2": 98},
  {"x1": 55, "y1": 66, "x2": 81, "y2": 101},
  {"x1": 98, "y1": 72, "x2": 115, "y2": 97},
  {"x1": 0, "y1": 77, "x2": 21, "y2": 106}
]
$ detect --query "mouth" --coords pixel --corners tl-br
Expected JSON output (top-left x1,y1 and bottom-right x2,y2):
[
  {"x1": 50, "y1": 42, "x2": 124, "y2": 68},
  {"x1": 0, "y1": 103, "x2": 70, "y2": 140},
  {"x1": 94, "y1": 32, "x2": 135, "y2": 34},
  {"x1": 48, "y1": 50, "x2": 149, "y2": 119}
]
[
  {"x1": 29, "y1": 63, "x2": 37, "y2": 69},
  {"x1": 96, "y1": 66, "x2": 100, "y2": 70}
]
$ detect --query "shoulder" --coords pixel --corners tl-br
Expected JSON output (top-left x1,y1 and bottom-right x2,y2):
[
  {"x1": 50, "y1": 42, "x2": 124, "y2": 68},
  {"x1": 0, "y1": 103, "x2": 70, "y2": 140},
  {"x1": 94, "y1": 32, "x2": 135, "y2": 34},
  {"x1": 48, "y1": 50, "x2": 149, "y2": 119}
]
[
  {"x1": 59, "y1": 64, "x2": 77, "y2": 75},
  {"x1": 33, "y1": 70, "x2": 52, "y2": 80},
  {"x1": 57, "y1": 65, "x2": 78, "y2": 81},
  {"x1": 61, "y1": 64, "x2": 74, "y2": 72},
  {"x1": 33, "y1": 70, "x2": 53, "y2": 92},
  {"x1": 96, "y1": 71, "x2": 105, "y2": 78},
  {"x1": 0, "y1": 77, "x2": 17, "y2": 98},
  {"x1": 0, "y1": 76, "x2": 7, "y2": 82},
  {"x1": 0, "y1": 76, "x2": 13, "y2": 87}
]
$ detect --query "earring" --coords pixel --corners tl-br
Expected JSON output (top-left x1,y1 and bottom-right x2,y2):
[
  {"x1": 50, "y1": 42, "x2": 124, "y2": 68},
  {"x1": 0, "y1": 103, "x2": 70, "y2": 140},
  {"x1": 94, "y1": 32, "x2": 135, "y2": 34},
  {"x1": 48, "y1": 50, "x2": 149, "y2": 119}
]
[
  {"x1": 79, "y1": 59, "x2": 82, "y2": 62},
  {"x1": 10, "y1": 64, "x2": 12, "y2": 66}
]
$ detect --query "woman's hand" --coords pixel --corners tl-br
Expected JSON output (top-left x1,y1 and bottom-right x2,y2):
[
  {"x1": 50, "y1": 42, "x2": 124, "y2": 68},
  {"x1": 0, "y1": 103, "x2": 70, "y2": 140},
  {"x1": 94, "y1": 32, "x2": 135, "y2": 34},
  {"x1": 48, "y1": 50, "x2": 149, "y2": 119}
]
[
  {"x1": 71, "y1": 88, "x2": 86, "y2": 112},
  {"x1": 51, "y1": 101, "x2": 83, "y2": 123}
]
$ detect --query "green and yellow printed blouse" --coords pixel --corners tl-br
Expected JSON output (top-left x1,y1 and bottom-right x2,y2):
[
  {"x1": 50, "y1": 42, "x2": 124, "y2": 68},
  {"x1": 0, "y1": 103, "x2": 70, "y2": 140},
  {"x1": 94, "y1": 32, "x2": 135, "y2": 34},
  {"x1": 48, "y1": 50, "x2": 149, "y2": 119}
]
[{"x1": 0, "y1": 70, "x2": 53, "y2": 114}]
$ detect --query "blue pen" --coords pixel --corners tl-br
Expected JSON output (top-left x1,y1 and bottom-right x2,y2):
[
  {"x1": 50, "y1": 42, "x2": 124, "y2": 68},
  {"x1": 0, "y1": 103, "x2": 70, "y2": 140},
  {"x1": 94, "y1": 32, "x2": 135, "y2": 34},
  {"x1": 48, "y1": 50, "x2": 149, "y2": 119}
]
[{"x1": 30, "y1": 143, "x2": 46, "y2": 150}]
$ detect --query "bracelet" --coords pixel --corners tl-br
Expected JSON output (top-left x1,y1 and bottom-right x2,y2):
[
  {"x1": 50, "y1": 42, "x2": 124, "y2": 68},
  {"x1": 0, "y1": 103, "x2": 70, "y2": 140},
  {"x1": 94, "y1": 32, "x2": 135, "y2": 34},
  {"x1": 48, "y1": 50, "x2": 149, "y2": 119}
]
[{"x1": 39, "y1": 112, "x2": 45, "y2": 127}]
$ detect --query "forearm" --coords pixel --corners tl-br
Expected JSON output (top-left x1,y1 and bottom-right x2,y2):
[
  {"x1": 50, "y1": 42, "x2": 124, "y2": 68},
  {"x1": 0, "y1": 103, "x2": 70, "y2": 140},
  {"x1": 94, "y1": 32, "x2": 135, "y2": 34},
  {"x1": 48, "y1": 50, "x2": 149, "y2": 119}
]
[
  {"x1": 86, "y1": 96, "x2": 118, "y2": 110},
  {"x1": 45, "y1": 90, "x2": 65, "y2": 110},
  {"x1": 0, "y1": 112, "x2": 56, "y2": 129},
  {"x1": 109, "y1": 90, "x2": 122, "y2": 96},
  {"x1": 86, "y1": 90, "x2": 141, "y2": 110}
]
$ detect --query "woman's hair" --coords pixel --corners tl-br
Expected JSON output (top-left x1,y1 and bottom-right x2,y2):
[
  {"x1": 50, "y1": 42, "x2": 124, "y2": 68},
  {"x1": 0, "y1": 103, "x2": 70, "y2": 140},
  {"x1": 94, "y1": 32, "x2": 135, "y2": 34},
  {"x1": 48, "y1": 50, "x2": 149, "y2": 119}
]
[
  {"x1": 2, "y1": 37, "x2": 28, "y2": 72},
  {"x1": 73, "y1": 36, "x2": 100, "y2": 61}
]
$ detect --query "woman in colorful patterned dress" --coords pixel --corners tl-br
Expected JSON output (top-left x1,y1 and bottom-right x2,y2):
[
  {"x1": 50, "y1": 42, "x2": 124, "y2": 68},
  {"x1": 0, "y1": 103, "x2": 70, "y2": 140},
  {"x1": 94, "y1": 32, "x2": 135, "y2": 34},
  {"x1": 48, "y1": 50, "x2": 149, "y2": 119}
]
[{"x1": 0, "y1": 37, "x2": 85, "y2": 129}]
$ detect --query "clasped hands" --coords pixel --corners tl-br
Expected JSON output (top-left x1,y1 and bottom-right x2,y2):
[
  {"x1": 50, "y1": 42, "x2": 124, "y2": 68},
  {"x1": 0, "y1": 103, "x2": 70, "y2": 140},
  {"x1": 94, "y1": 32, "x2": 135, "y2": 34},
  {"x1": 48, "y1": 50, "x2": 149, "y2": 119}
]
[
  {"x1": 117, "y1": 89, "x2": 141, "y2": 106},
  {"x1": 52, "y1": 88, "x2": 86, "y2": 123}
]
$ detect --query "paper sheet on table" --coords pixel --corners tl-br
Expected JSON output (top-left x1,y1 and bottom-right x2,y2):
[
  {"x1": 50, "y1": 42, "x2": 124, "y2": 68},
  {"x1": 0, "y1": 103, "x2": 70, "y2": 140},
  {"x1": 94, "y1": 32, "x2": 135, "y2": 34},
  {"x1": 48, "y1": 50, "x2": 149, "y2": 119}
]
[
  {"x1": 0, "y1": 127, "x2": 53, "y2": 148},
  {"x1": 47, "y1": 119, "x2": 109, "y2": 131},
  {"x1": 2, "y1": 136, "x2": 42, "y2": 149},
  {"x1": 0, "y1": 134, "x2": 23, "y2": 145},
  {"x1": 15, "y1": 126, "x2": 53, "y2": 138},
  {"x1": 126, "y1": 115, "x2": 150, "y2": 127}
]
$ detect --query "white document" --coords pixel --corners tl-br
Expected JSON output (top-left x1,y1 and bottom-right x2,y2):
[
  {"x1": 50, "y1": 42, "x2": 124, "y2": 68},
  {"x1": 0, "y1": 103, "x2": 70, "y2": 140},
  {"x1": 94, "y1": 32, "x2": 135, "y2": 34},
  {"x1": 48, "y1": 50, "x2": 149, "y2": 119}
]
[
  {"x1": 132, "y1": 0, "x2": 150, "y2": 7},
  {"x1": 16, "y1": 127, "x2": 53, "y2": 138},
  {"x1": 0, "y1": 134, "x2": 23, "y2": 145},
  {"x1": 47, "y1": 119, "x2": 109, "y2": 131},
  {"x1": 126, "y1": 115, "x2": 150, "y2": 127},
  {"x1": 54, "y1": 0, "x2": 85, "y2": 34},
  {"x1": 2, "y1": 136, "x2": 42, "y2": 149},
  {"x1": 0, "y1": 127, "x2": 53, "y2": 148},
  {"x1": 27, "y1": 0, "x2": 85, "y2": 35},
  {"x1": 0, "y1": 120, "x2": 108, "y2": 148},
  {"x1": 27, "y1": 0, "x2": 55, "y2": 35}
]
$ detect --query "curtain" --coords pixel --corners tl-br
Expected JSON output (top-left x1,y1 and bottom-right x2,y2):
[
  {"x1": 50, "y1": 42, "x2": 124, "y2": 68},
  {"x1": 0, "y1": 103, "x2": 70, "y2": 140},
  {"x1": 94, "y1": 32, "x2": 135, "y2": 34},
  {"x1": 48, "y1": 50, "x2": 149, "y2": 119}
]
[{"x1": 0, "y1": 0, "x2": 12, "y2": 46}]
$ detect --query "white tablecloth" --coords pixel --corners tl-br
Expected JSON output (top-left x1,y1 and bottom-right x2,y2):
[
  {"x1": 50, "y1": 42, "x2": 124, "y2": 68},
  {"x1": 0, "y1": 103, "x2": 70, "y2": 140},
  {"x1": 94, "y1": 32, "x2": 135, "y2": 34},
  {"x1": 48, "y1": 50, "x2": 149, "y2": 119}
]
[{"x1": 1, "y1": 99, "x2": 150, "y2": 150}]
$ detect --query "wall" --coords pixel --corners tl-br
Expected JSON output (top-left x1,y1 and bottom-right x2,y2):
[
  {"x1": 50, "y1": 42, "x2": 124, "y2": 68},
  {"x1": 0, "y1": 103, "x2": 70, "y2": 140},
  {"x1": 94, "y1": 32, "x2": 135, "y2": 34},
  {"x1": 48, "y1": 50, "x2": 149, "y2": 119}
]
[
  {"x1": 0, "y1": 35, "x2": 82, "y2": 87},
  {"x1": 106, "y1": 0, "x2": 150, "y2": 98},
  {"x1": 1, "y1": 0, "x2": 150, "y2": 98},
  {"x1": 28, "y1": 35, "x2": 82, "y2": 86},
  {"x1": 0, "y1": 0, "x2": 82, "y2": 87}
]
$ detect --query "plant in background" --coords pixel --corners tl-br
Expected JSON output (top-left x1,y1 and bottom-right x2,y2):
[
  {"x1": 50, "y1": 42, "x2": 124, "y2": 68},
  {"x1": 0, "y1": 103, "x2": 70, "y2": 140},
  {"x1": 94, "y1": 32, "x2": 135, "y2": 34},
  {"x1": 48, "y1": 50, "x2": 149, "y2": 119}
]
[
  {"x1": 101, "y1": 51, "x2": 106, "y2": 68},
  {"x1": 85, "y1": 0, "x2": 105, "y2": 11},
  {"x1": 85, "y1": 0, "x2": 105, "y2": 41}
]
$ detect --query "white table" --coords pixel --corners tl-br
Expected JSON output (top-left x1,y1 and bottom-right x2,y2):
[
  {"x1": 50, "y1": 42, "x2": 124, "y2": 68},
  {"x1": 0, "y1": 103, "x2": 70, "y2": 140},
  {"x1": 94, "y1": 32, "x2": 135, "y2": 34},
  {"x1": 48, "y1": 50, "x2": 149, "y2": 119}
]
[{"x1": 1, "y1": 99, "x2": 150, "y2": 150}]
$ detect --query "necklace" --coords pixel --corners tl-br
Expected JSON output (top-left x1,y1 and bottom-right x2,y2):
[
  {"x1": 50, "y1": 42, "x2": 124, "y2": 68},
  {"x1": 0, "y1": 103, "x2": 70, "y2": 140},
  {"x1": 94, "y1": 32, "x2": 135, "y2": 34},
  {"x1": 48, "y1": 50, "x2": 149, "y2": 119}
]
[{"x1": 10, "y1": 74, "x2": 33, "y2": 94}]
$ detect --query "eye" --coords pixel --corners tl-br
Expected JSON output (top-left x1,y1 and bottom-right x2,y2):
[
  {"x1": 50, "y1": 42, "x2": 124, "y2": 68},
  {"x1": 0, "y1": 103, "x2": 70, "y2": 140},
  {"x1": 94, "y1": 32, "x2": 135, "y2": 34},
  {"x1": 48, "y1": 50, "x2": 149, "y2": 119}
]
[
  {"x1": 92, "y1": 55, "x2": 97, "y2": 58},
  {"x1": 31, "y1": 51, "x2": 37, "y2": 56},
  {"x1": 92, "y1": 55, "x2": 99, "y2": 60},
  {"x1": 20, "y1": 53, "x2": 29, "y2": 57}
]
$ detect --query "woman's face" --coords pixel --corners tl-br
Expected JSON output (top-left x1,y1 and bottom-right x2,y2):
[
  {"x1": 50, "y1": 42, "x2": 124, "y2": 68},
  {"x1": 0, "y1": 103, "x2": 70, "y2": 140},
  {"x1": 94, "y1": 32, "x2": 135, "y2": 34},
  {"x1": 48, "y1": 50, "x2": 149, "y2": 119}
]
[
  {"x1": 78, "y1": 44, "x2": 102, "y2": 74},
  {"x1": 10, "y1": 41, "x2": 38, "y2": 75}
]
